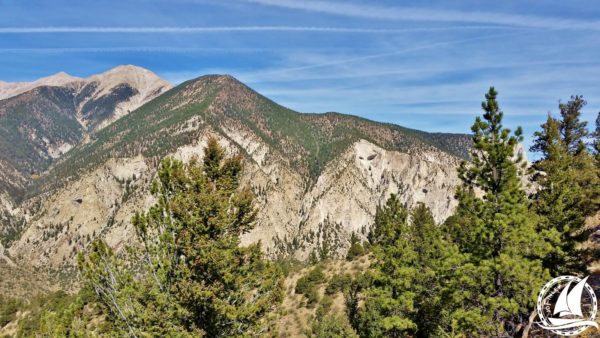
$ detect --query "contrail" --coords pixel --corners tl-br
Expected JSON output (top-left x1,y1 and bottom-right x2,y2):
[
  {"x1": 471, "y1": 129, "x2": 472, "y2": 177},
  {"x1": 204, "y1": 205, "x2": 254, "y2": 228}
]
[
  {"x1": 246, "y1": 0, "x2": 600, "y2": 31},
  {"x1": 0, "y1": 25, "x2": 520, "y2": 34},
  {"x1": 262, "y1": 33, "x2": 515, "y2": 75},
  {"x1": 0, "y1": 47, "x2": 273, "y2": 53}
]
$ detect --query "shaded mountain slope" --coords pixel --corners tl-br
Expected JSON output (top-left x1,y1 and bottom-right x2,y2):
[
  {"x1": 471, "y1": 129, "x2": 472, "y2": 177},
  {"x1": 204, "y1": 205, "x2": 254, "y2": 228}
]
[{"x1": 0, "y1": 86, "x2": 83, "y2": 199}]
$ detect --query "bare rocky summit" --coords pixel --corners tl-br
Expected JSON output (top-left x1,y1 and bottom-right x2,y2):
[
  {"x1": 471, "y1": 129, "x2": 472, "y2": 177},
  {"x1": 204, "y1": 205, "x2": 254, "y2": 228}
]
[
  {"x1": 76, "y1": 65, "x2": 172, "y2": 130},
  {"x1": 0, "y1": 72, "x2": 82, "y2": 101}
]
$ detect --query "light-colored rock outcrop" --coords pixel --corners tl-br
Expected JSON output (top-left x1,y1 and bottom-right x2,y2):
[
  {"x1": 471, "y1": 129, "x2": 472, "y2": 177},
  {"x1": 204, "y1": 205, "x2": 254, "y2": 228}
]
[
  {"x1": 242, "y1": 138, "x2": 461, "y2": 260},
  {"x1": 80, "y1": 65, "x2": 172, "y2": 130},
  {"x1": 9, "y1": 126, "x2": 462, "y2": 266}
]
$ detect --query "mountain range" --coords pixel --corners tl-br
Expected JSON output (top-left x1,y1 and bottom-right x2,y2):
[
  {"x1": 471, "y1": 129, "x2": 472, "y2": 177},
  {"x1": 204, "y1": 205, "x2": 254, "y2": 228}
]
[
  {"x1": 0, "y1": 66, "x2": 471, "y2": 274},
  {"x1": 0, "y1": 65, "x2": 171, "y2": 204}
]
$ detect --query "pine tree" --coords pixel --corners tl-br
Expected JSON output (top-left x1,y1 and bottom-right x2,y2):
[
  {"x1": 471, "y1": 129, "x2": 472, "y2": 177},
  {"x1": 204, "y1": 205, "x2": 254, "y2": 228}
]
[
  {"x1": 555, "y1": 97, "x2": 597, "y2": 216},
  {"x1": 78, "y1": 138, "x2": 283, "y2": 337},
  {"x1": 558, "y1": 95, "x2": 588, "y2": 154},
  {"x1": 346, "y1": 232, "x2": 364, "y2": 261},
  {"x1": 367, "y1": 194, "x2": 407, "y2": 247},
  {"x1": 312, "y1": 314, "x2": 358, "y2": 338},
  {"x1": 408, "y1": 203, "x2": 462, "y2": 337},
  {"x1": 358, "y1": 195, "x2": 417, "y2": 337},
  {"x1": 443, "y1": 87, "x2": 550, "y2": 336},
  {"x1": 530, "y1": 114, "x2": 563, "y2": 160},
  {"x1": 357, "y1": 198, "x2": 462, "y2": 337},
  {"x1": 530, "y1": 99, "x2": 600, "y2": 275}
]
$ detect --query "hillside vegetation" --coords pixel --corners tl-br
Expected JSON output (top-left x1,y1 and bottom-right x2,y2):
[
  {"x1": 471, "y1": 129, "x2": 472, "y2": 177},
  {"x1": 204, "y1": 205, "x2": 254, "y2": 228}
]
[{"x1": 29, "y1": 75, "x2": 470, "y2": 199}]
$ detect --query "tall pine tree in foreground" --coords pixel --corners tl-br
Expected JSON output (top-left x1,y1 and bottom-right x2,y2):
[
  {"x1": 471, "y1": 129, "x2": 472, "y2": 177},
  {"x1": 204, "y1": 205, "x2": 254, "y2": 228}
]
[
  {"x1": 530, "y1": 97, "x2": 600, "y2": 275},
  {"x1": 78, "y1": 138, "x2": 283, "y2": 337},
  {"x1": 443, "y1": 87, "x2": 550, "y2": 336},
  {"x1": 358, "y1": 196, "x2": 417, "y2": 337},
  {"x1": 356, "y1": 197, "x2": 463, "y2": 337},
  {"x1": 558, "y1": 96, "x2": 589, "y2": 154}
]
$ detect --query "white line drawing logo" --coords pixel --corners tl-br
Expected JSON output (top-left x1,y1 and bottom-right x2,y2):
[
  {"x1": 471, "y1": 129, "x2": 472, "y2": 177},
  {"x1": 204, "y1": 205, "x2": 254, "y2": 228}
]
[{"x1": 536, "y1": 276, "x2": 598, "y2": 336}]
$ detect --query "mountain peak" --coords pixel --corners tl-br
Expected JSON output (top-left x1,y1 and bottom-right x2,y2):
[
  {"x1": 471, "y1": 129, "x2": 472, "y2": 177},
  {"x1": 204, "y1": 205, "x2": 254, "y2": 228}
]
[
  {"x1": 98, "y1": 64, "x2": 157, "y2": 77},
  {"x1": 0, "y1": 72, "x2": 81, "y2": 100},
  {"x1": 188, "y1": 74, "x2": 255, "y2": 96},
  {"x1": 90, "y1": 64, "x2": 171, "y2": 83},
  {"x1": 33, "y1": 71, "x2": 82, "y2": 86},
  {"x1": 189, "y1": 73, "x2": 241, "y2": 84},
  {"x1": 217, "y1": 74, "x2": 249, "y2": 87},
  {"x1": 182, "y1": 74, "x2": 273, "y2": 114},
  {"x1": 86, "y1": 65, "x2": 172, "y2": 97},
  {"x1": 1, "y1": 72, "x2": 471, "y2": 268}
]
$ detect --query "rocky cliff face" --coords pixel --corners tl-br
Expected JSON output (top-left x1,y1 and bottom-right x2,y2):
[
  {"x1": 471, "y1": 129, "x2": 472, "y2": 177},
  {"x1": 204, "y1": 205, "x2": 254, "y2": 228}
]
[
  {"x1": 7, "y1": 131, "x2": 462, "y2": 267},
  {"x1": 3, "y1": 73, "x2": 468, "y2": 268}
]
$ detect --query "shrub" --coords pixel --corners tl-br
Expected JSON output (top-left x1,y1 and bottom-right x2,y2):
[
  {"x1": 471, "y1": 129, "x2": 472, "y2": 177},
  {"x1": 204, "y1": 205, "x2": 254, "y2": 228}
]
[
  {"x1": 346, "y1": 233, "x2": 364, "y2": 261},
  {"x1": 325, "y1": 273, "x2": 352, "y2": 295},
  {"x1": 295, "y1": 265, "x2": 326, "y2": 306},
  {"x1": 311, "y1": 314, "x2": 358, "y2": 338},
  {"x1": 0, "y1": 296, "x2": 23, "y2": 327}
]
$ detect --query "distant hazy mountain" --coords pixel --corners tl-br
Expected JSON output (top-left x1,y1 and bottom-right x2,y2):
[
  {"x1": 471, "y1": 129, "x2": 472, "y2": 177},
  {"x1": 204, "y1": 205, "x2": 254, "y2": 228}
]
[
  {"x1": 0, "y1": 72, "x2": 81, "y2": 101},
  {"x1": 0, "y1": 65, "x2": 172, "y2": 245},
  {"x1": 1, "y1": 72, "x2": 470, "y2": 268},
  {"x1": 0, "y1": 65, "x2": 172, "y2": 202}
]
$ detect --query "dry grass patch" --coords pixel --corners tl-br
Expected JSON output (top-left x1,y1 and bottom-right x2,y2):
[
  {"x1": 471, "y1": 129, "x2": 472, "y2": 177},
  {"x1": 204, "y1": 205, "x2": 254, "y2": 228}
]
[{"x1": 274, "y1": 255, "x2": 371, "y2": 337}]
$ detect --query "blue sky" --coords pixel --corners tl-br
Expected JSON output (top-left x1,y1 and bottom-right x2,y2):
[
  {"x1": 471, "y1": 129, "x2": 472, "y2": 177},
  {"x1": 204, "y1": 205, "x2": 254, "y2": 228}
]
[{"x1": 1, "y1": 0, "x2": 599, "y2": 157}]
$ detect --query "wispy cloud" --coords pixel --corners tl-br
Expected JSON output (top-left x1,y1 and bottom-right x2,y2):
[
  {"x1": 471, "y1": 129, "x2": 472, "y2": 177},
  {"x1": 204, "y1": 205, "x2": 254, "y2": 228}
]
[
  {"x1": 246, "y1": 0, "x2": 600, "y2": 31},
  {"x1": 232, "y1": 59, "x2": 600, "y2": 84},
  {"x1": 252, "y1": 67, "x2": 600, "y2": 116},
  {"x1": 0, "y1": 25, "x2": 519, "y2": 34},
  {"x1": 252, "y1": 33, "x2": 513, "y2": 76},
  {"x1": 0, "y1": 47, "x2": 278, "y2": 53}
]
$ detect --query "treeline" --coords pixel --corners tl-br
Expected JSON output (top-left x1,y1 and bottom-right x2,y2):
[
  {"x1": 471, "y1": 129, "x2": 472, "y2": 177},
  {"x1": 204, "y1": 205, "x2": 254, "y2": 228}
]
[{"x1": 2, "y1": 87, "x2": 600, "y2": 337}]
